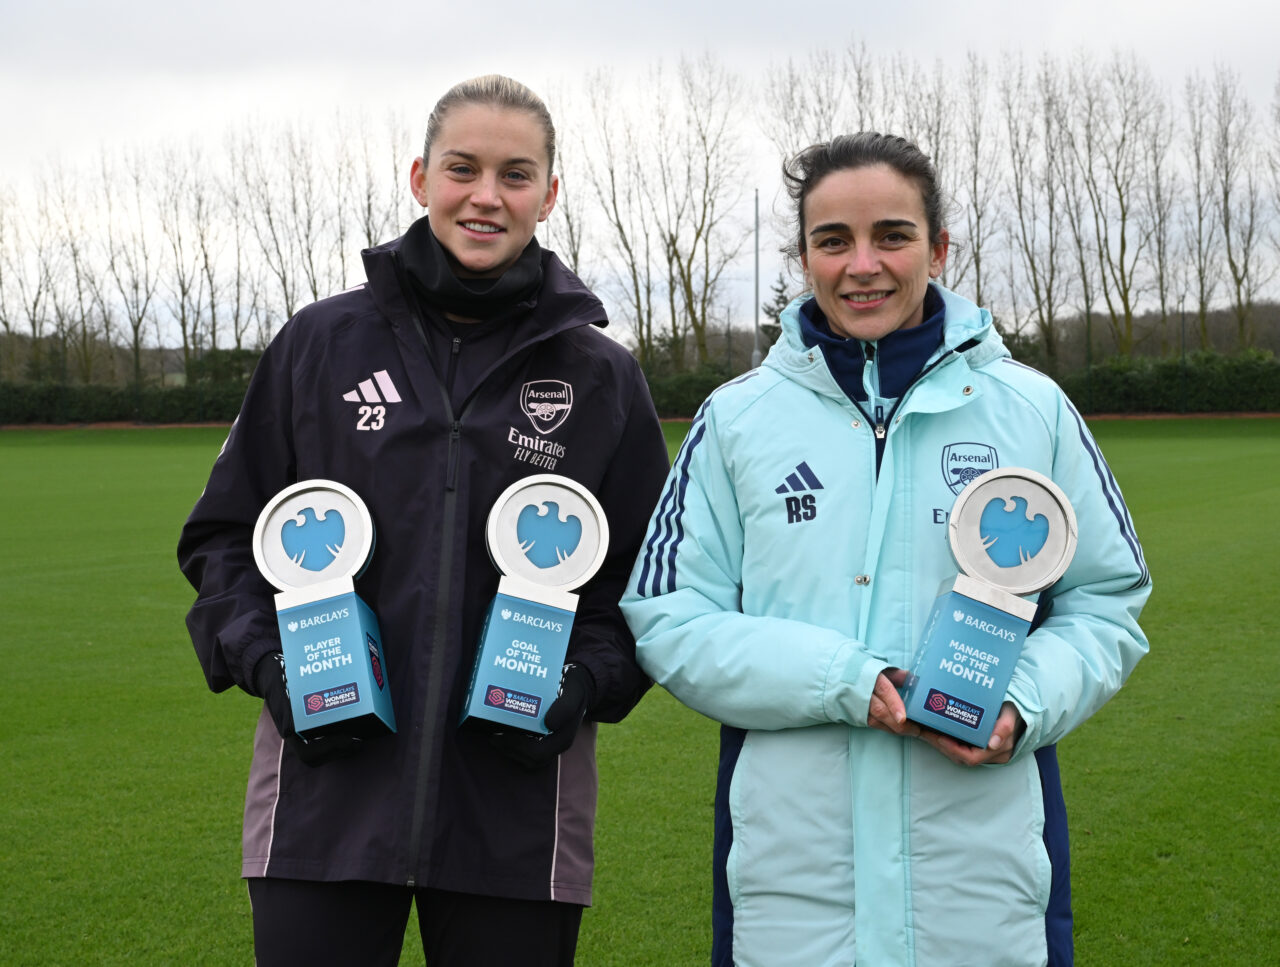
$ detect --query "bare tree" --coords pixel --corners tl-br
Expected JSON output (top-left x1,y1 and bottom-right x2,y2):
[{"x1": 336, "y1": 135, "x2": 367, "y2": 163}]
[
  {"x1": 759, "y1": 49, "x2": 849, "y2": 161},
  {"x1": 847, "y1": 40, "x2": 881, "y2": 131},
  {"x1": 944, "y1": 52, "x2": 1000, "y2": 306},
  {"x1": 342, "y1": 112, "x2": 399, "y2": 252},
  {"x1": 1063, "y1": 53, "x2": 1157, "y2": 357},
  {"x1": 1211, "y1": 65, "x2": 1268, "y2": 349},
  {"x1": 50, "y1": 163, "x2": 113, "y2": 383},
  {"x1": 1142, "y1": 81, "x2": 1178, "y2": 351},
  {"x1": 1055, "y1": 123, "x2": 1101, "y2": 367},
  {"x1": 5, "y1": 180, "x2": 59, "y2": 380},
  {"x1": 1272, "y1": 71, "x2": 1280, "y2": 274},
  {"x1": 1269, "y1": 68, "x2": 1280, "y2": 326},
  {"x1": 1001, "y1": 56, "x2": 1069, "y2": 374},
  {"x1": 383, "y1": 112, "x2": 421, "y2": 241},
  {"x1": 878, "y1": 54, "x2": 953, "y2": 176},
  {"x1": 327, "y1": 114, "x2": 358, "y2": 294},
  {"x1": 540, "y1": 84, "x2": 593, "y2": 283},
  {"x1": 236, "y1": 124, "x2": 303, "y2": 320},
  {"x1": 220, "y1": 136, "x2": 269, "y2": 349},
  {"x1": 647, "y1": 55, "x2": 748, "y2": 368},
  {"x1": 580, "y1": 70, "x2": 664, "y2": 369},
  {"x1": 283, "y1": 124, "x2": 337, "y2": 305},
  {"x1": 158, "y1": 146, "x2": 207, "y2": 380},
  {"x1": 102, "y1": 149, "x2": 161, "y2": 386},
  {"x1": 1182, "y1": 73, "x2": 1220, "y2": 349},
  {"x1": 350, "y1": 114, "x2": 392, "y2": 249},
  {"x1": 546, "y1": 166, "x2": 592, "y2": 283},
  {"x1": 0, "y1": 186, "x2": 15, "y2": 380},
  {"x1": 190, "y1": 160, "x2": 224, "y2": 354}
]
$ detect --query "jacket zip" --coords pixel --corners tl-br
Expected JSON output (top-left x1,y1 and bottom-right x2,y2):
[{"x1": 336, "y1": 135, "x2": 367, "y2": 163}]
[
  {"x1": 392, "y1": 259, "x2": 594, "y2": 887},
  {"x1": 400, "y1": 299, "x2": 460, "y2": 888},
  {"x1": 857, "y1": 338, "x2": 979, "y2": 478}
]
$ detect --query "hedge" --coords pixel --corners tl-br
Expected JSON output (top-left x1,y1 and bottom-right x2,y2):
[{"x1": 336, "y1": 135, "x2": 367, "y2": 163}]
[
  {"x1": 0, "y1": 383, "x2": 248, "y2": 425},
  {"x1": 644, "y1": 366, "x2": 732, "y2": 419},
  {"x1": 1057, "y1": 350, "x2": 1280, "y2": 414},
  {"x1": 1, "y1": 351, "x2": 1276, "y2": 424}
]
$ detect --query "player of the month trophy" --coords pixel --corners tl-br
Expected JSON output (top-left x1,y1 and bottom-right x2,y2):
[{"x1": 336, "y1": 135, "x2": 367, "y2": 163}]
[
  {"x1": 900, "y1": 467, "x2": 1077, "y2": 748},
  {"x1": 461, "y1": 474, "x2": 610, "y2": 735},
  {"x1": 252, "y1": 480, "x2": 395, "y2": 739}
]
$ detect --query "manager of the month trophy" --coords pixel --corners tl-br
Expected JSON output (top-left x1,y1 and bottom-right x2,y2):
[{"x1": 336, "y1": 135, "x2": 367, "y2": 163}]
[
  {"x1": 252, "y1": 480, "x2": 395, "y2": 738},
  {"x1": 900, "y1": 467, "x2": 1078, "y2": 748},
  {"x1": 462, "y1": 474, "x2": 610, "y2": 735}
]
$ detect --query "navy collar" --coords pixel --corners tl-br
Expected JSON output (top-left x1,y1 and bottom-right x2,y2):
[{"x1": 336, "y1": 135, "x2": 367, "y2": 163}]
[{"x1": 798, "y1": 286, "x2": 947, "y2": 402}]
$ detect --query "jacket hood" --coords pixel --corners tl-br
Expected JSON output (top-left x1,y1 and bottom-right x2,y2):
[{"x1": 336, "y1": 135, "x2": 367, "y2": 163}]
[{"x1": 764, "y1": 282, "x2": 1009, "y2": 401}]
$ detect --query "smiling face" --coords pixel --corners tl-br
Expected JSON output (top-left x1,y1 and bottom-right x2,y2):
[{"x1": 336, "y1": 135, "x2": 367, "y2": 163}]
[
  {"x1": 409, "y1": 103, "x2": 559, "y2": 278},
  {"x1": 799, "y1": 164, "x2": 948, "y2": 341}
]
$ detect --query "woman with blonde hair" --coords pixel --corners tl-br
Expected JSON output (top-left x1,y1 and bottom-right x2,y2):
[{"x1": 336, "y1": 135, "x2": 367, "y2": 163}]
[{"x1": 180, "y1": 75, "x2": 668, "y2": 966}]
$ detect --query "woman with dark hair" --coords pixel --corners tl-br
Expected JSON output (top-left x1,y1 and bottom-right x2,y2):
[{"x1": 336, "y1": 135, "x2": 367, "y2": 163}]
[
  {"x1": 622, "y1": 132, "x2": 1150, "y2": 966},
  {"x1": 179, "y1": 75, "x2": 668, "y2": 966}
]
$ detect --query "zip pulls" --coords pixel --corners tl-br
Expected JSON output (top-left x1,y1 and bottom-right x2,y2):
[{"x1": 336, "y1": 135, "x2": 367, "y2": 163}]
[
  {"x1": 858, "y1": 337, "x2": 982, "y2": 477},
  {"x1": 444, "y1": 336, "x2": 463, "y2": 402},
  {"x1": 446, "y1": 420, "x2": 462, "y2": 492}
]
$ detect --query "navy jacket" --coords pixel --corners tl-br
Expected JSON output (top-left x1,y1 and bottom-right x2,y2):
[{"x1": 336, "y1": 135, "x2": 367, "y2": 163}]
[{"x1": 178, "y1": 228, "x2": 669, "y2": 902}]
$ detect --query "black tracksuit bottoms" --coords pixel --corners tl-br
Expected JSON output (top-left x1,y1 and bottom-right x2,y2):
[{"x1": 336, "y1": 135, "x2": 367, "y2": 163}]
[{"x1": 248, "y1": 877, "x2": 583, "y2": 966}]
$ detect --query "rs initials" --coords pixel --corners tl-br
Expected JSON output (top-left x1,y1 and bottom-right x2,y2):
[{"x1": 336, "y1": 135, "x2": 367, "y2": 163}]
[{"x1": 785, "y1": 494, "x2": 816, "y2": 524}]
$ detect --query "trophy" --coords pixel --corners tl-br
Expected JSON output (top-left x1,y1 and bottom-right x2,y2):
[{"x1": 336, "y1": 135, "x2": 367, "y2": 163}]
[
  {"x1": 252, "y1": 480, "x2": 395, "y2": 738},
  {"x1": 461, "y1": 474, "x2": 610, "y2": 735},
  {"x1": 900, "y1": 468, "x2": 1077, "y2": 748}
]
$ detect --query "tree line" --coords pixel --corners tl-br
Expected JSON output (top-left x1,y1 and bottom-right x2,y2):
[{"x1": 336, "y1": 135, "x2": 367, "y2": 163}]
[{"x1": 2, "y1": 45, "x2": 1278, "y2": 388}]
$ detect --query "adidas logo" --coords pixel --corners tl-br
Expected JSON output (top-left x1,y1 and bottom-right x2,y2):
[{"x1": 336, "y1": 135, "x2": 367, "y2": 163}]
[
  {"x1": 774, "y1": 461, "x2": 824, "y2": 494},
  {"x1": 777, "y1": 461, "x2": 822, "y2": 523},
  {"x1": 342, "y1": 370, "x2": 402, "y2": 404}
]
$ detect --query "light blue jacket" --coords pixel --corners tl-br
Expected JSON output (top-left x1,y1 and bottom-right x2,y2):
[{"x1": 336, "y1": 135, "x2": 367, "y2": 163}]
[{"x1": 621, "y1": 285, "x2": 1151, "y2": 967}]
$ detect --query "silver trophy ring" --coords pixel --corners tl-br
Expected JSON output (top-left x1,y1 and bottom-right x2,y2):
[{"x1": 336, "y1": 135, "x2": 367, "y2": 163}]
[
  {"x1": 485, "y1": 474, "x2": 610, "y2": 593},
  {"x1": 252, "y1": 479, "x2": 376, "y2": 591},
  {"x1": 948, "y1": 467, "x2": 1078, "y2": 596}
]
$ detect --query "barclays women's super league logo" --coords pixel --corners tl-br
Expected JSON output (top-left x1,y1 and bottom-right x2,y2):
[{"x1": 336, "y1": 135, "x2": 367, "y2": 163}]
[
  {"x1": 516, "y1": 501, "x2": 583, "y2": 568},
  {"x1": 281, "y1": 507, "x2": 346, "y2": 571}
]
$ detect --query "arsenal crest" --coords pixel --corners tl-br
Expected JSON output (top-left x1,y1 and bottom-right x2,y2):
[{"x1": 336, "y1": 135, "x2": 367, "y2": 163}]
[
  {"x1": 941, "y1": 442, "x2": 999, "y2": 495},
  {"x1": 520, "y1": 380, "x2": 573, "y2": 435}
]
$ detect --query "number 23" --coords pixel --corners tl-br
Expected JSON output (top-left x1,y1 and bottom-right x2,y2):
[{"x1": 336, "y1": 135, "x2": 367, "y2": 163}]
[{"x1": 357, "y1": 405, "x2": 385, "y2": 431}]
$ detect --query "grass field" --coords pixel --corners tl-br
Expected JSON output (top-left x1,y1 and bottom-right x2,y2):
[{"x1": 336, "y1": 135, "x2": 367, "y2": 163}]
[{"x1": 0, "y1": 418, "x2": 1276, "y2": 965}]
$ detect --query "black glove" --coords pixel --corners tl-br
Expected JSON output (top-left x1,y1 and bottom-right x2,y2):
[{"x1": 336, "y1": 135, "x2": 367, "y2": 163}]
[
  {"x1": 490, "y1": 663, "x2": 596, "y2": 771},
  {"x1": 253, "y1": 652, "x2": 295, "y2": 738},
  {"x1": 252, "y1": 652, "x2": 363, "y2": 767}
]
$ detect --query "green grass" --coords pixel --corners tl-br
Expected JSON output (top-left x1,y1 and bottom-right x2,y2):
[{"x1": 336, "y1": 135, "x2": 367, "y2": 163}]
[
  {"x1": 1057, "y1": 419, "x2": 1280, "y2": 964},
  {"x1": 0, "y1": 418, "x2": 1275, "y2": 965}
]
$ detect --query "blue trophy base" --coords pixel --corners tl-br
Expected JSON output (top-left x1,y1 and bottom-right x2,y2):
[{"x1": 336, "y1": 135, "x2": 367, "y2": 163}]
[
  {"x1": 900, "y1": 575, "x2": 1037, "y2": 748},
  {"x1": 461, "y1": 578, "x2": 577, "y2": 735},
  {"x1": 275, "y1": 577, "x2": 395, "y2": 739}
]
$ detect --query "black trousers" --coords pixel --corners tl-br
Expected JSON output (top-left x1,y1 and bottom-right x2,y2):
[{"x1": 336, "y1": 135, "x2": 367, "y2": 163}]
[{"x1": 247, "y1": 878, "x2": 583, "y2": 967}]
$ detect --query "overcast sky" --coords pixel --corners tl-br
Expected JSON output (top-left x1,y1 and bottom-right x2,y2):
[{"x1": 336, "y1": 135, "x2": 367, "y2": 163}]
[
  {"x1": 2, "y1": 0, "x2": 1276, "y2": 325},
  {"x1": 2, "y1": 0, "x2": 1276, "y2": 184}
]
